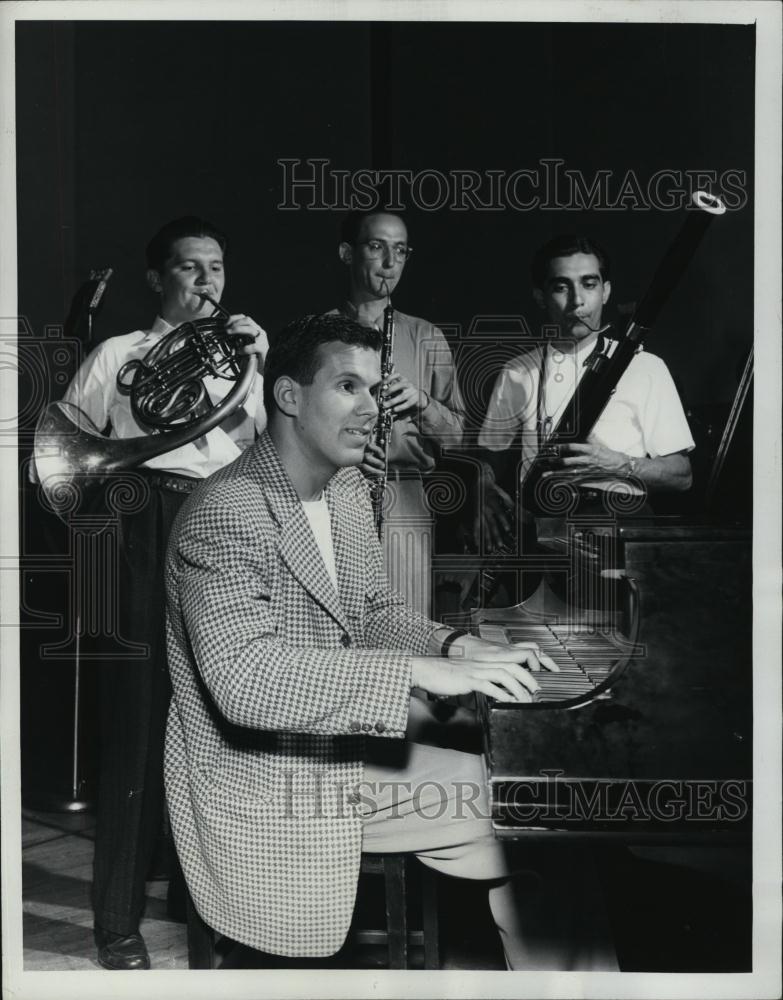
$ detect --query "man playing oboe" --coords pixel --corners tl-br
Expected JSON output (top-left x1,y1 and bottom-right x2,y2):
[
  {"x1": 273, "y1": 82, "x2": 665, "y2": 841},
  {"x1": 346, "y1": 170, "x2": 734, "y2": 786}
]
[{"x1": 334, "y1": 210, "x2": 465, "y2": 617}]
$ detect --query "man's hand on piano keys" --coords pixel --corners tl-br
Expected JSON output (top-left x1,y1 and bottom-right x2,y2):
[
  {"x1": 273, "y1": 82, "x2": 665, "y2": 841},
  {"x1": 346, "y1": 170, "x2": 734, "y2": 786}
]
[{"x1": 411, "y1": 639, "x2": 559, "y2": 704}]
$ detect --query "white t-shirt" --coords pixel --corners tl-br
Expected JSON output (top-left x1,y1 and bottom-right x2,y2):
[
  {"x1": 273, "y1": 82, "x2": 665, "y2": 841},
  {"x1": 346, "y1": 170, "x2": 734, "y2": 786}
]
[
  {"x1": 478, "y1": 341, "x2": 694, "y2": 492},
  {"x1": 300, "y1": 496, "x2": 339, "y2": 593},
  {"x1": 62, "y1": 316, "x2": 266, "y2": 478}
]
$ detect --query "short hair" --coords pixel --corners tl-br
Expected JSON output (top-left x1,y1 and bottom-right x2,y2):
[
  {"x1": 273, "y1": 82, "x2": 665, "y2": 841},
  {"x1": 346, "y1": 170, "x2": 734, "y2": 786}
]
[
  {"x1": 339, "y1": 210, "x2": 408, "y2": 246},
  {"x1": 263, "y1": 313, "x2": 383, "y2": 418},
  {"x1": 531, "y1": 235, "x2": 611, "y2": 290},
  {"x1": 145, "y1": 216, "x2": 227, "y2": 271}
]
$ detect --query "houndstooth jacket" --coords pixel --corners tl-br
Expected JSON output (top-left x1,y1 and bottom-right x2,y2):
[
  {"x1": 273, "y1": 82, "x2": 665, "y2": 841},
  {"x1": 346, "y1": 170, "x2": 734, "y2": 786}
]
[{"x1": 164, "y1": 430, "x2": 440, "y2": 957}]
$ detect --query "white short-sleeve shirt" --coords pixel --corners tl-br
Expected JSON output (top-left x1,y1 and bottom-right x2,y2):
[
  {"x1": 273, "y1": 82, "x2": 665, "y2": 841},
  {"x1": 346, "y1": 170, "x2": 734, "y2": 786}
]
[{"x1": 478, "y1": 341, "x2": 694, "y2": 493}]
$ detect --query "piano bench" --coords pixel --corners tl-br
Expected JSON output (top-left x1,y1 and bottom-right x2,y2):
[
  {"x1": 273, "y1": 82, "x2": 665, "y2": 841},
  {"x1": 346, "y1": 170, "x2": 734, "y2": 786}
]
[{"x1": 185, "y1": 852, "x2": 440, "y2": 970}]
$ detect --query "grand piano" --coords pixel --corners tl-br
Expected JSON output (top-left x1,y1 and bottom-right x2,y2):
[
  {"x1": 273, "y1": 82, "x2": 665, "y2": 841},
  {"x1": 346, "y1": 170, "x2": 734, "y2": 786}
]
[
  {"x1": 473, "y1": 516, "x2": 752, "y2": 843},
  {"x1": 464, "y1": 345, "x2": 753, "y2": 844}
]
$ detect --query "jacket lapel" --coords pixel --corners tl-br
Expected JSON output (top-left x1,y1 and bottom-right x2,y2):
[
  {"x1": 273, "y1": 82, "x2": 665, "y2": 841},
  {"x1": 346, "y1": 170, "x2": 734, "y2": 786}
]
[
  {"x1": 279, "y1": 513, "x2": 349, "y2": 631},
  {"x1": 327, "y1": 476, "x2": 367, "y2": 624},
  {"x1": 246, "y1": 433, "x2": 352, "y2": 633}
]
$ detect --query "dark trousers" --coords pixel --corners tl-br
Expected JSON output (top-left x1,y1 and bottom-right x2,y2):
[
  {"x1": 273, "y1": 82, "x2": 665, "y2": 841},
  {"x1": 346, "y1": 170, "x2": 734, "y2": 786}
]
[{"x1": 91, "y1": 477, "x2": 192, "y2": 935}]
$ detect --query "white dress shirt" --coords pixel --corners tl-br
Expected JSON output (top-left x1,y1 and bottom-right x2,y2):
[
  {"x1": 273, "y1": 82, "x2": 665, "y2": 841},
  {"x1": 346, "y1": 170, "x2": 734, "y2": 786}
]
[
  {"x1": 478, "y1": 342, "x2": 694, "y2": 493},
  {"x1": 62, "y1": 316, "x2": 266, "y2": 478}
]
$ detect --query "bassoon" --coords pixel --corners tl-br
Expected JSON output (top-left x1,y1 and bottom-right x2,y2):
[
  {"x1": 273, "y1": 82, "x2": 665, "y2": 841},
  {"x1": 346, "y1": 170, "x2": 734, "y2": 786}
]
[
  {"x1": 465, "y1": 190, "x2": 726, "y2": 611},
  {"x1": 524, "y1": 189, "x2": 726, "y2": 513}
]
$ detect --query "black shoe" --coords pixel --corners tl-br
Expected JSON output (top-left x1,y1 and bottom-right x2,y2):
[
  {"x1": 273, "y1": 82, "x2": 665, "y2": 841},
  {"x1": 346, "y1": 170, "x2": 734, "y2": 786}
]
[{"x1": 94, "y1": 925, "x2": 150, "y2": 970}]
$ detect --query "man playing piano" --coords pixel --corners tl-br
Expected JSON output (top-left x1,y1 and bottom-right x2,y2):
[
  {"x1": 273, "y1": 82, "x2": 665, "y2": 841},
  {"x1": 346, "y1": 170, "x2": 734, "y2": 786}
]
[
  {"x1": 476, "y1": 234, "x2": 694, "y2": 552},
  {"x1": 164, "y1": 311, "x2": 616, "y2": 970}
]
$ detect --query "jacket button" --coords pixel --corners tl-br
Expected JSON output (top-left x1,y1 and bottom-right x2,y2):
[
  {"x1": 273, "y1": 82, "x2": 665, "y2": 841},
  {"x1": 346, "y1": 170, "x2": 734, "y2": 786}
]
[
  {"x1": 349, "y1": 721, "x2": 361, "y2": 732},
  {"x1": 374, "y1": 721, "x2": 386, "y2": 734},
  {"x1": 361, "y1": 723, "x2": 372, "y2": 732},
  {"x1": 340, "y1": 634, "x2": 352, "y2": 647}
]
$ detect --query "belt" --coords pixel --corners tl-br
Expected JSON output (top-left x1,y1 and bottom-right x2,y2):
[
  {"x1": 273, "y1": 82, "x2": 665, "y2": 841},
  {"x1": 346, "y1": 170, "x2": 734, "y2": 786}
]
[
  {"x1": 577, "y1": 486, "x2": 646, "y2": 501},
  {"x1": 387, "y1": 469, "x2": 423, "y2": 482},
  {"x1": 140, "y1": 470, "x2": 200, "y2": 494},
  {"x1": 576, "y1": 487, "x2": 606, "y2": 502},
  {"x1": 575, "y1": 486, "x2": 653, "y2": 520}
]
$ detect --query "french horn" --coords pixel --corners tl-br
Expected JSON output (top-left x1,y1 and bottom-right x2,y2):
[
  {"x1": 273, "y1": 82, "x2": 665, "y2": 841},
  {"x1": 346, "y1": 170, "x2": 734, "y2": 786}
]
[{"x1": 33, "y1": 293, "x2": 257, "y2": 511}]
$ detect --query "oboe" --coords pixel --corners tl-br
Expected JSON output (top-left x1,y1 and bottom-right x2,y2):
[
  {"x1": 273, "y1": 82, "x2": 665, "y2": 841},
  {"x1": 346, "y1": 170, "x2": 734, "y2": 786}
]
[{"x1": 370, "y1": 293, "x2": 395, "y2": 537}]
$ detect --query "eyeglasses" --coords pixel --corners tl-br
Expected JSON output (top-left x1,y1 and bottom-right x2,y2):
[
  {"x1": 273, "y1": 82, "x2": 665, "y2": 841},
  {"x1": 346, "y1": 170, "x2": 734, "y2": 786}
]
[{"x1": 356, "y1": 240, "x2": 413, "y2": 262}]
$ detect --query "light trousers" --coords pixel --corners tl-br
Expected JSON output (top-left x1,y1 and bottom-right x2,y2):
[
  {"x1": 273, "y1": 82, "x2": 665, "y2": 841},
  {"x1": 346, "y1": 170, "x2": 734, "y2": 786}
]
[{"x1": 359, "y1": 698, "x2": 618, "y2": 971}]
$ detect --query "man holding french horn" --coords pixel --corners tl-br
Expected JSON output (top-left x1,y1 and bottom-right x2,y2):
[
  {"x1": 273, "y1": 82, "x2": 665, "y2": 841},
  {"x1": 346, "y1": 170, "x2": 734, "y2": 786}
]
[{"x1": 58, "y1": 217, "x2": 268, "y2": 970}]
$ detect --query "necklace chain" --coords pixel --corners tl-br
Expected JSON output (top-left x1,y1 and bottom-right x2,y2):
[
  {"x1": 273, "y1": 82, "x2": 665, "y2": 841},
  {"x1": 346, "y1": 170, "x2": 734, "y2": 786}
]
[{"x1": 536, "y1": 335, "x2": 607, "y2": 447}]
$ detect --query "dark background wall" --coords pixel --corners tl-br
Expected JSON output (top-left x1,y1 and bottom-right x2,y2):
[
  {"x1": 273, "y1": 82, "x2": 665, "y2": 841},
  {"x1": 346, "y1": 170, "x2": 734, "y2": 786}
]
[
  {"x1": 15, "y1": 18, "x2": 754, "y2": 803},
  {"x1": 18, "y1": 20, "x2": 754, "y2": 406}
]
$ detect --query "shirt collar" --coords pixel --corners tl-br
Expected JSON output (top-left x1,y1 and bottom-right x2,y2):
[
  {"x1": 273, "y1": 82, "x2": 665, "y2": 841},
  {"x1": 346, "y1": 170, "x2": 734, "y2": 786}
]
[
  {"x1": 139, "y1": 316, "x2": 176, "y2": 344},
  {"x1": 546, "y1": 332, "x2": 600, "y2": 364},
  {"x1": 341, "y1": 300, "x2": 387, "y2": 331},
  {"x1": 151, "y1": 315, "x2": 175, "y2": 335}
]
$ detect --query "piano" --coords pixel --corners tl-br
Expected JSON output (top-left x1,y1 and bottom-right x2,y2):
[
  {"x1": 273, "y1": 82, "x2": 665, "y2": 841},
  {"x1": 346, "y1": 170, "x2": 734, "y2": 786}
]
[
  {"x1": 473, "y1": 519, "x2": 752, "y2": 843},
  {"x1": 469, "y1": 351, "x2": 754, "y2": 843}
]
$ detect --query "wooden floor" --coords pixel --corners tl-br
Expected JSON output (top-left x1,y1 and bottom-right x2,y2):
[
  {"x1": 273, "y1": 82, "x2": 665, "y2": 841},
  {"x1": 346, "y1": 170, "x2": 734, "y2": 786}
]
[
  {"x1": 21, "y1": 807, "x2": 752, "y2": 973},
  {"x1": 22, "y1": 809, "x2": 189, "y2": 971},
  {"x1": 20, "y1": 808, "x2": 504, "y2": 972}
]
